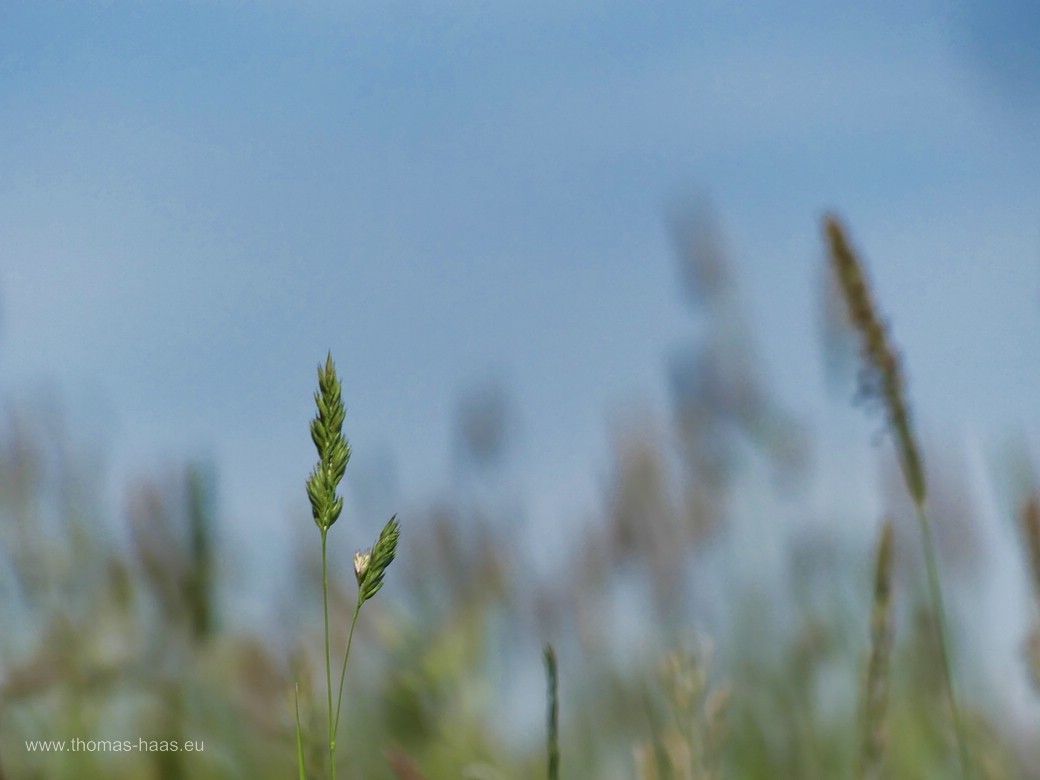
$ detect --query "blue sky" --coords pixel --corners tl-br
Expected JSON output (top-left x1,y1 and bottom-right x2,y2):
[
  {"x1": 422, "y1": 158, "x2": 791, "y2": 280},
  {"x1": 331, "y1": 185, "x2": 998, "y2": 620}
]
[{"x1": 2, "y1": 1, "x2": 1039, "y2": 571}]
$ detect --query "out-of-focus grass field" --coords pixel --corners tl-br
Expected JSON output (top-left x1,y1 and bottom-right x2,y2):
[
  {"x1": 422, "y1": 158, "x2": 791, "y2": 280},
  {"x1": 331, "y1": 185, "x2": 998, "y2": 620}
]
[{"x1": 2, "y1": 213, "x2": 1039, "y2": 779}]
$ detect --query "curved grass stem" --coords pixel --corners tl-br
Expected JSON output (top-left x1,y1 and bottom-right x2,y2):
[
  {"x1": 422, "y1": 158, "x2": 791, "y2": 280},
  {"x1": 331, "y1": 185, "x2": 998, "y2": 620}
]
[{"x1": 333, "y1": 596, "x2": 363, "y2": 741}]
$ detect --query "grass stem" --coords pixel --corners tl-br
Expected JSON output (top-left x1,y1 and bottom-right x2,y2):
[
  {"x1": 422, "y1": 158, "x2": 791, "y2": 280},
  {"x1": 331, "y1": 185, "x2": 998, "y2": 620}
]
[
  {"x1": 321, "y1": 530, "x2": 335, "y2": 780},
  {"x1": 333, "y1": 595, "x2": 363, "y2": 740},
  {"x1": 915, "y1": 503, "x2": 971, "y2": 778},
  {"x1": 860, "y1": 520, "x2": 893, "y2": 780},
  {"x1": 545, "y1": 644, "x2": 559, "y2": 780},
  {"x1": 295, "y1": 683, "x2": 308, "y2": 780}
]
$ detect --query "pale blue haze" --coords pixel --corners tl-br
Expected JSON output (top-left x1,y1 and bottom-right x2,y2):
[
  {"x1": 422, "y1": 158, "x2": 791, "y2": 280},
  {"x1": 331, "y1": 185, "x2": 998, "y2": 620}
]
[{"x1": 1, "y1": 2, "x2": 1039, "y2": 585}]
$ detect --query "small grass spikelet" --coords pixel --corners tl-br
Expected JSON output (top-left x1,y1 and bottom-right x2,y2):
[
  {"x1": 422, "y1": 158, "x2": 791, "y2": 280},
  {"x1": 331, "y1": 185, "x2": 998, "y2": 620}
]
[
  {"x1": 306, "y1": 353, "x2": 351, "y2": 532},
  {"x1": 352, "y1": 549, "x2": 371, "y2": 585},
  {"x1": 332, "y1": 515, "x2": 401, "y2": 757},
  {"x1": 358, "y1": 515, "x2": 399, "y2": 604}
]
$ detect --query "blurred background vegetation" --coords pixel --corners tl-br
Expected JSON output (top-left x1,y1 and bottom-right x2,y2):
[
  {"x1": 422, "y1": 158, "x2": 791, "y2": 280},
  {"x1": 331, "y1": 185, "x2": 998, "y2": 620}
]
[
  {"x1": 5, "y1": 3, "x2": 1040, "y2": 778},
  {"x1": 3, "y1": 209, "x2": 1040, "y2": 778}
]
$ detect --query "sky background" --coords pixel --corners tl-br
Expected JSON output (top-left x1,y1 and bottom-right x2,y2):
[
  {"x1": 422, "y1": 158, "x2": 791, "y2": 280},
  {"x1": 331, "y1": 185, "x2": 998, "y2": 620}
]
[{"x1": 2, "y1": 1, "x2": 1039, "y2": 596}]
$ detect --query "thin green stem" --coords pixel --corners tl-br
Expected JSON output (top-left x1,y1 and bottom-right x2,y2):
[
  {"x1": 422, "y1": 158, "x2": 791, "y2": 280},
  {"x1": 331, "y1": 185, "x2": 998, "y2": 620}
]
[
  {"x1": 333, "y1": 595, "x2": 363, "y2": 740},
  {"x1": 321, "y1": 531, "x2": 335, "y2": 780},
  {"x1": 295, "y1": 683, "x2": 308, "y2": 780},
  {"x1": 914, "y1": 503, "x2": 971, "y2": 778}
]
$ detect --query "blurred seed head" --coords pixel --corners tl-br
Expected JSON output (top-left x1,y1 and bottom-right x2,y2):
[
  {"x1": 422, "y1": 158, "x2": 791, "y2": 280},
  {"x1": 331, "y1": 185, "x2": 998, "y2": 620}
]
[
  {"x1": 454, "y1": 377, "x2": 514, "y2": 471},
  {"x1": 670, "y1": 202, "x2": 734, "y2": 310},
  {"x1": 824, "y1": 215, "x2": 925, "y2": 505}
]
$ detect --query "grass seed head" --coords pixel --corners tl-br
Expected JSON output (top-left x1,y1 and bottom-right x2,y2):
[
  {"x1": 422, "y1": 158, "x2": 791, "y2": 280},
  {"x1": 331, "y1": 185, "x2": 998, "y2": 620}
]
[
  {"x1": 306, "y1": 353, "x2": 351, "y2": 532},
  {"x1": 824, "y1": 215, "x2": 926, "y2": 505},
  {"x1": 358, "y1": 515, "x2": 399, "y2": 603}
]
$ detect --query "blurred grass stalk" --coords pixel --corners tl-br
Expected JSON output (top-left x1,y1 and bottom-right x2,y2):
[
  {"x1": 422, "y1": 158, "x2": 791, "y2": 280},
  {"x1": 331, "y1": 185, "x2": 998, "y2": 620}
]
[
  {"x1": 825, "y1": 215, "x2": 971, "y2": 777},
  {"x1": 860, "y1": 519, "x2": 894, "y2": 780},
  {"x1": 1019, "y1": 497, "x2": 1040, "y2": 689},
  {"x1": 544, "y1": 645, "x2": 559, "y2": 780}
]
